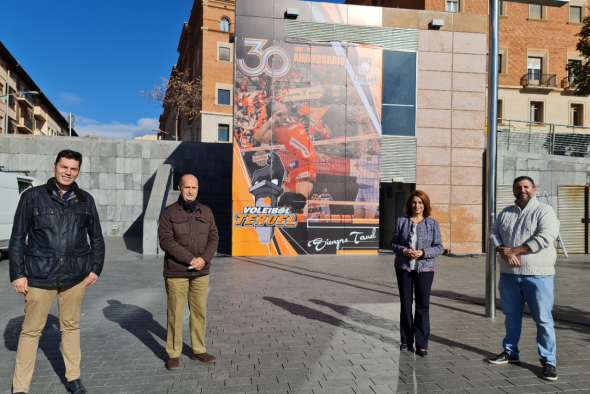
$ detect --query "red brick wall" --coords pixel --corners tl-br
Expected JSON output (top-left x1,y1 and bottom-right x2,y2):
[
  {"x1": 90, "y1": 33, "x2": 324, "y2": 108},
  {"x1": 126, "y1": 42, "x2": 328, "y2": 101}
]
[
  {"x1": 202, "y1": 1, "x2": 235, "y2": 114},
  {"x1": 499, "y1": 2, "x2": 581, "y2": 87}
]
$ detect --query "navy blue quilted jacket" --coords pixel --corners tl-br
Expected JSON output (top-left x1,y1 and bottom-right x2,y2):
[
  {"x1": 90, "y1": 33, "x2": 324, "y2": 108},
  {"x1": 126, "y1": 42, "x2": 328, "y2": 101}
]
[
  {"x1": 9, "y1": 178, "x2": 105, "y2": 287},
  {"x1": 391, "y1": 216, "x2": 443, "y2": 272}
]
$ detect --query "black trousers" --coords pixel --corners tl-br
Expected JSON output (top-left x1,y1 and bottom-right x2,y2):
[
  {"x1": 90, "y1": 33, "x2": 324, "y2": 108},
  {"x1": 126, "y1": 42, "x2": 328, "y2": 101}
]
[{"x1": 395, "y1": 268, "x2": 435, "y2": 350}]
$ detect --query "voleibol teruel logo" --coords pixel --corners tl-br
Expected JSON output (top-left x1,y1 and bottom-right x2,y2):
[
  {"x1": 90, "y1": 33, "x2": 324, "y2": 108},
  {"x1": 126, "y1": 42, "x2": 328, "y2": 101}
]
[
  {"x1": 354, "y1": 57, "x2": 376, "y2": 84},
  {"x1": 358, "y1": 57, "x2": 372, "y2": 76}
]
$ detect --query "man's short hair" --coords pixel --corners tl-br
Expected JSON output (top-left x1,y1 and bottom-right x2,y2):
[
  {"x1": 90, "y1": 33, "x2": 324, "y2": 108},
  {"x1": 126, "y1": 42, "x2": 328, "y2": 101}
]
[
  {"x1": 513, "y1": 176, "x2": 535, "y2": 188},
  {"x1": 55, "y1": 150, "x2": 83, "y2": 167}
]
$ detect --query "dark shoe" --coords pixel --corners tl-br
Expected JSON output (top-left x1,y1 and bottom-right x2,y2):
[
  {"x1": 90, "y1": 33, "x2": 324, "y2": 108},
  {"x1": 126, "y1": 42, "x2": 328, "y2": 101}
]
[
  {"x1": 166, "y1": 357, "x2": 180, "y2": 370},
  {"x1": 66, "y1": 379, "x2": 88, "y2": 394},
  {"x1": 416, "y1": 349, "x2": 428, "y2": 357},
  {"x1": 488, "y1": 350, "x2": 520, "y2": 365},
  {"x1": 191, "y1": 352, "x2": 216, "y2": 363},
  {"x1": 542, "y1": 362, "x2": 558, "y2": 381},
  {"x1": 400, "y1": 344, "x2": 408, "y2": 350}
]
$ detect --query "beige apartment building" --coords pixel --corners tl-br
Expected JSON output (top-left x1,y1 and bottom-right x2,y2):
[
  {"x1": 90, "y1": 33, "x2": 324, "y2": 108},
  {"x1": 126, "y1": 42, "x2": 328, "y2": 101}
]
[
  {"x1": 0, "y1": 41, "x2": 76, "y2": 137},
  {"x1": 159, "y1": 0, "x2": 235, "y2": 142}
]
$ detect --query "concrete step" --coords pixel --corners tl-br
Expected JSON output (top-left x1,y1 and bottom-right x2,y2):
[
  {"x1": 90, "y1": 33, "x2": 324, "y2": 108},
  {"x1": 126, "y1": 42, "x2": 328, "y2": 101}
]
[{"x1": 166, "y1": 190, "x2": 180, "y2": 207}]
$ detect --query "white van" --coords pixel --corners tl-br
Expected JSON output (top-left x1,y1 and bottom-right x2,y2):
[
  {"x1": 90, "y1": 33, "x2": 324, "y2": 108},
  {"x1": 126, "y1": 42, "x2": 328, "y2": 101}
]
[{"x1": 0, "y1": 172, "x2": 39, "y2": 255}]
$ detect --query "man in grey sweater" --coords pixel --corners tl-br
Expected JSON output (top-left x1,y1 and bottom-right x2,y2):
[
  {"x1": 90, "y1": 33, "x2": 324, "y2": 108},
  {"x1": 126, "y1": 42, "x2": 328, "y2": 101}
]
[{"x1": 488, "y1": 176, "x2": 560, "y2": 381}]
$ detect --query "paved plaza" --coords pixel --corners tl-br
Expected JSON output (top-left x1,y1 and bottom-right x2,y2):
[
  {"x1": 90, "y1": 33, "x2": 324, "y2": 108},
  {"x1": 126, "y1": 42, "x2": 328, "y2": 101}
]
[{"x1": 0, "y1": 239, "x2": 589, "y2": 394}]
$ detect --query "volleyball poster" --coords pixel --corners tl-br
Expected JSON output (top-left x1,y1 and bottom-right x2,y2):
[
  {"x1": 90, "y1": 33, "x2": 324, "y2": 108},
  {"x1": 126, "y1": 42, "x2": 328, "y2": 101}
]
[{"x1": 233, "y1": 10, "x2": 382, "y2": 255}]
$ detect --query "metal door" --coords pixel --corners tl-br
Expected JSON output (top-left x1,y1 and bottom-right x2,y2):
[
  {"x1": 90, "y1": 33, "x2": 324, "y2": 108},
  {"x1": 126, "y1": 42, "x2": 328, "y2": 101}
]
[
  {"x1": 557, "y1": 186, "x2": 587, "y2": 253},
  {"x1": 496, "y1": 185, "x2": 514, "y2": 214}
]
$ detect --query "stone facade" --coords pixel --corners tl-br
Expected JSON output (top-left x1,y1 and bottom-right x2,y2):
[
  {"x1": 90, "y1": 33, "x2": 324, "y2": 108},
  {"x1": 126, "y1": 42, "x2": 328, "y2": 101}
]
[
  {"x1": 0, "y1": 135, "x2": 232, "y2": 238},
  {"x1": 404, "y1": 10, "x2": 487, "y2": 254}
]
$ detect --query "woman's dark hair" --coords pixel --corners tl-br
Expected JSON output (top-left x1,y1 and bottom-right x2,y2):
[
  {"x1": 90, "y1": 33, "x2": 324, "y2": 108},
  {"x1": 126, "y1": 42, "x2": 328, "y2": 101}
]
[
  {"x1": 403, "y1": 190, "x2": 432, "y2": 217},
  {"x1": 55, "y1": 150, "x2": 83, "y2": 167}
]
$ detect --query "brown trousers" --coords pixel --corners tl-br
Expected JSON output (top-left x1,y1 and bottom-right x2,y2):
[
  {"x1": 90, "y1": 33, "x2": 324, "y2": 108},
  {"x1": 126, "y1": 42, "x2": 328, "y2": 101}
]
[
  {"x1": 165, "y1": 275, "x2": 209, "y2": 358},
  {"x1": 12, "y1": 279, "x2": 86, "y2": 393}
]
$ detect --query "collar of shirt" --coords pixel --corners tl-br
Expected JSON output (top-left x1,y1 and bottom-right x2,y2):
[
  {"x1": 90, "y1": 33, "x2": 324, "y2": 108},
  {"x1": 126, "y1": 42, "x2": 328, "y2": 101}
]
[{"x1": 52, "y1": 178, "x2": 76, "y2": 203}]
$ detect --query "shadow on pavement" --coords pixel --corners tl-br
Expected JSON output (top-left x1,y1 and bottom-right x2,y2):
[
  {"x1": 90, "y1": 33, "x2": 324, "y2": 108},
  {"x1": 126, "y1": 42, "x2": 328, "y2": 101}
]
[
  {"x1": 433, "y1": 289, "x2": 590, "y2": 335},
  {"x1": 310, "y1": 299, "x2": 545, "y2": 377},
  {"x1": 3, "y1": 314, "x2": 68, "y2": 385},
  {"x1": 263, "y1": 296, "x2": 397, "y2": 345},
  {"x1": 102, "y1": 300, "x2": 191, "y2": 361}
]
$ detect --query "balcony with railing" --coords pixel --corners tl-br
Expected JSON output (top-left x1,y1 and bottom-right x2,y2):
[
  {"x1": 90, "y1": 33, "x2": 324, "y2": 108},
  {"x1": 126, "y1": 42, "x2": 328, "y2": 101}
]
[
  {"x1": 15, "y1": 92, "x2": 35, "y2": 108},
  {"x1": 561, "y1": 77, "x2": 577, "y2": 91},
  {"x1": 16, "y1": 116, "x2": 34, "y2": 134},
  {"x1": 520, "y1": 73, "x2": 557, "y2": 90}
]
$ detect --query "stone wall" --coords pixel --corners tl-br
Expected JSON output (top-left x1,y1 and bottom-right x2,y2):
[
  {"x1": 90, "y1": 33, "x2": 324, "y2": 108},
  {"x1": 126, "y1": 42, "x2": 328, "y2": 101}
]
[
  {"x1": 497, "y1": 149, "x2": 590, "y2": 213},
  {"x1": 0, "y1": 135, "x2": 232, "y2": 238}
]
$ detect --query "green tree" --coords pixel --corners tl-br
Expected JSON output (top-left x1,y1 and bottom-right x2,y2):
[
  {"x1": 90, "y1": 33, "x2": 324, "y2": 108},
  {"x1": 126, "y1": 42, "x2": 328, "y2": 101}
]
[{"x1": 566, "y1": 16, "x2": 590, "y2": 96}]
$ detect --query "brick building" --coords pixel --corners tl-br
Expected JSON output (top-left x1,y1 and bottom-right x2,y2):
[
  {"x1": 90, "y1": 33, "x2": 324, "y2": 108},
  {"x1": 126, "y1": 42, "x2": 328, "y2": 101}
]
[
  {"x1": 0, "y1": 41, "x2": 76, "y2": 137},
  {"x1": 159, "y1": 0, "x2": 235, "y2": 143},
  {"x1": 348, "y1": 0, "x2": 590, "y2": 128}
]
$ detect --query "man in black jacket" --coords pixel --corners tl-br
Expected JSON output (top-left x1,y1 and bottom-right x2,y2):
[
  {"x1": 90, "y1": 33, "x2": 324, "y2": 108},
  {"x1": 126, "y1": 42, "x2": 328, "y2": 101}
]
[{"x1": 9, "y1": 149, "x2": 105, "y2": 394}]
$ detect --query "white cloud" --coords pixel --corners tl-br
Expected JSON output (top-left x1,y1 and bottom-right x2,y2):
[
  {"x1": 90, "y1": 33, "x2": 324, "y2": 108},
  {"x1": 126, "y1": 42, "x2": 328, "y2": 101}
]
[
  {"x1": 59, "y1": 92, "x2": 84, "y2": 104},
  {"x1": 71, "y1": 116, "x2": 160, "y2": 139}
]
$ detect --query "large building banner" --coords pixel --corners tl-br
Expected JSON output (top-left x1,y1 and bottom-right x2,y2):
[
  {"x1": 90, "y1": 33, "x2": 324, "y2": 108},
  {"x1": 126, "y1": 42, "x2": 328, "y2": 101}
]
[{"x1": 233, "y1": 9, "x2": 382, "y2": 255}]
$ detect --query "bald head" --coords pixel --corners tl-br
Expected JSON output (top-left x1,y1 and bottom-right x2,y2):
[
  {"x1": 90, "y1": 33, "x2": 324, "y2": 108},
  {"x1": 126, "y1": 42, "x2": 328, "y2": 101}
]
[{"x1": 179, "y1": 174, "x2": 199, "y2": 202}]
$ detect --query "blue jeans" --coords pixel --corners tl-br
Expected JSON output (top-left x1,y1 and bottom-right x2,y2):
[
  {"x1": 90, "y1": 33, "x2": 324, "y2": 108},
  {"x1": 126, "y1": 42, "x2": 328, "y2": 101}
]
[{"x1": 498, "y1": 273, "x2": 556, "y2": 366}]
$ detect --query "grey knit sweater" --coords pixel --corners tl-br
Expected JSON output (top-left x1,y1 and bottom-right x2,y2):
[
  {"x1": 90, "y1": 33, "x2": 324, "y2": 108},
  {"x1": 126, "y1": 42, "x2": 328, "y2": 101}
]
[{"x1": 489, "y1": 198, "x2": 560, "y2": 276}]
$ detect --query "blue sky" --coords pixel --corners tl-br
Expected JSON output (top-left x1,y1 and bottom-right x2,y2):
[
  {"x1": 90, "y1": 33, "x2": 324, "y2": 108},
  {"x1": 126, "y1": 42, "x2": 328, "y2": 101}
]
[{"x1": 0, "y1": 0, "x2": 344, "y2": 138}]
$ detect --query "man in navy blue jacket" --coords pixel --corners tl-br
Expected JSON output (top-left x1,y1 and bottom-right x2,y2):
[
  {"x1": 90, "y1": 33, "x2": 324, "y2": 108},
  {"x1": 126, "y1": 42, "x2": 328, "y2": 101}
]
[{"x1": 9, "y1": 149, "x2": 104, "y2": 394}]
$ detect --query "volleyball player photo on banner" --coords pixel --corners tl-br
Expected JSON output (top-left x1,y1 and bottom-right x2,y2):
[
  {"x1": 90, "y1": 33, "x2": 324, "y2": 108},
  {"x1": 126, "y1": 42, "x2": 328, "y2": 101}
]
[{"x1": 232, "y1": 35, "x2": 382, "y2": 256}]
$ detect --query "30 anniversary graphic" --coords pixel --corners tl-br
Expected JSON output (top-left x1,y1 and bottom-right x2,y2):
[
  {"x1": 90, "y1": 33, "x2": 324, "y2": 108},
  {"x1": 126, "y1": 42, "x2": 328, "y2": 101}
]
[{"x1": 233, "y1": 5, "x2": 383, "y2": 255}]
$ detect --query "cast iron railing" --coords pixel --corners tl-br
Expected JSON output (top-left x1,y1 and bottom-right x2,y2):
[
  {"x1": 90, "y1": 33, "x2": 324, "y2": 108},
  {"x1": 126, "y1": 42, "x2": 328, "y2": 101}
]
[{"x1": 520, "y1": 73, "x2": 557, "y2": 88}]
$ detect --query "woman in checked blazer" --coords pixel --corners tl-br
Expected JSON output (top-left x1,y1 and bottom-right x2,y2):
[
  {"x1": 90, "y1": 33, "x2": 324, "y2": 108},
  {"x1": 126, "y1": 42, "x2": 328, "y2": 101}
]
[{"x1": 391, "y1": 190, "x2": 443, "y2": 357}]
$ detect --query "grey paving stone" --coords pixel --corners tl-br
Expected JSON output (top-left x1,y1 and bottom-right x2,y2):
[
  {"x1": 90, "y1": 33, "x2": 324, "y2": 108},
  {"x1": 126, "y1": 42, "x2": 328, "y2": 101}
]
[{"x1": 1, "y1": 242, "x2": 589, "y2": 394}]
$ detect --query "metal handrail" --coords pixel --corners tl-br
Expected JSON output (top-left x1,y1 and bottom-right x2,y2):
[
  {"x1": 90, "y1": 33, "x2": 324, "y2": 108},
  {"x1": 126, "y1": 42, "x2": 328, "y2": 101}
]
[
  {"x1": 497, "y1": 118, "x2": 590, "y2": 157},
  {"x1": 19, "y1": 92, "x2": 35, "y2": 106},
  {"x1": 520, "y1": 73, "x2": 557, "y2": 87},
  {"x1": 498, "y1": 118, "x2": 590, "y2": 131},
  {"x1": 23, "y1": 118, "x2": 33, "y2": 130},
  {"x1": 561, "y1": 77, "x2": 577, "y2": 89}
]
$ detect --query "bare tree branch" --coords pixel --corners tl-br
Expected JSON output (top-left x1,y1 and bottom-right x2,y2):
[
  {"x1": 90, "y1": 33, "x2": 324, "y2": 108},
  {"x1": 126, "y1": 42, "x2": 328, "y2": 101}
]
[{"x1": 141, "y1": 70, "x2": 208, "y2": 139}]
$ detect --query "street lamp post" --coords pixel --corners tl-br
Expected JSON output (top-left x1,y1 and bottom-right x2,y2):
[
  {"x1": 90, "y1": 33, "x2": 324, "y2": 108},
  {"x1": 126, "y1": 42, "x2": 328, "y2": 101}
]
[
  {"x1": 485, "y1": 0, "x2": 569, "y2": 319},
  {"x1": 0, "y1": 90, "x2": 39, "y2": 135},
  {"x1": 485, "y1": 0, "x2": 500, "y2": 319}
]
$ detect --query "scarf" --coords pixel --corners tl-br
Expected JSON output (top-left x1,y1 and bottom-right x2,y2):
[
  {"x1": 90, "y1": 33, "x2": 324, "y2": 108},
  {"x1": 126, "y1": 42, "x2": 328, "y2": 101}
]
[{"x1": 180, "y1": 196, "x2": 199, "y2": 212}]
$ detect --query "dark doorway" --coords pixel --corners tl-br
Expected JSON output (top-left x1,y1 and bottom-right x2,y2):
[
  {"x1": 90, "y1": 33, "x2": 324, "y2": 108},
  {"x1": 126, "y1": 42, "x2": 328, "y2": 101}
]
[{"x1": 379, "y1": 182, "x2": 414, "y2": 249}]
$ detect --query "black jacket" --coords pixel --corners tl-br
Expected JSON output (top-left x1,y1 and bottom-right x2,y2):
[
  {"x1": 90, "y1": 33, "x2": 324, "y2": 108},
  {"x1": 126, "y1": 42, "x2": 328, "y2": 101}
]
[{"x1": 9, "y1": 178, "x2": 105, "y2": 287}]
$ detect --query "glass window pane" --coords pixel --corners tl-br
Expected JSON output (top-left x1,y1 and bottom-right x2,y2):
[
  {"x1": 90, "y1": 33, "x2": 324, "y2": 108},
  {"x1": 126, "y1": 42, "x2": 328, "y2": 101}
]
[
  {"x1": 446, "y1": 1, "x2": 458, "y2": 12},
  {"x1": 218, "y1": 125, "x2": 229, "y2": 141},
  {"x1": 382, "y1": 106, "x2": 415, "y2": 137},
  {"x1": 530, "y1": 4, "x2": 542, "y2": 19},
  {"x1": 382, "y1": 51, "x2": 416, "y2": 106},
  {"x1": 218, "y1": 89, "x2": 230, "y2": 105},
  {"x1": 571, "y1": 6, "x2": 582, "y2": 23},
  {"x1": 220, "y1": 18, "x2": 229, "y2": 31}
]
